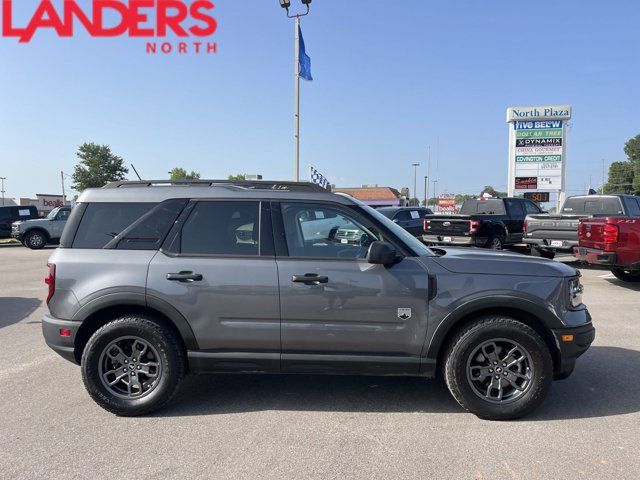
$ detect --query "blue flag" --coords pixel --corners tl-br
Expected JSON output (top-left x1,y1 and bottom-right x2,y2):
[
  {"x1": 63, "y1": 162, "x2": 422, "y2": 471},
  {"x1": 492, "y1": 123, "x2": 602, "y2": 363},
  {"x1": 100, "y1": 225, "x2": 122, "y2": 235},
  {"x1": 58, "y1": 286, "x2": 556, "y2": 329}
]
[{"x1": 298, "y1": 25, "x2": 312, "y2": 81}]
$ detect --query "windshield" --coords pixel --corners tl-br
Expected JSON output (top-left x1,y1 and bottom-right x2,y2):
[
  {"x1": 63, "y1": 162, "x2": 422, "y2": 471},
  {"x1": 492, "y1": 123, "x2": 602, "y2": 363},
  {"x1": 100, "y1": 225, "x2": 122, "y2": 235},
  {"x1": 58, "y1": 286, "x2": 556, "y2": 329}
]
[
  {"x1": 360, "y1": 203, "x2": 433, "y2": 256},
  {"x1": 562, "y1": 197, "x2": 623, "y2": 215},
  {"x1": 376, "y1": 208, "x2": 396, "y2": 219},
  {"x1": 46, "y1": 207, "x2": 61, "y2": 220},
  {"x1": 460, "y1": 199, "x2": 506, "y2": 215}
]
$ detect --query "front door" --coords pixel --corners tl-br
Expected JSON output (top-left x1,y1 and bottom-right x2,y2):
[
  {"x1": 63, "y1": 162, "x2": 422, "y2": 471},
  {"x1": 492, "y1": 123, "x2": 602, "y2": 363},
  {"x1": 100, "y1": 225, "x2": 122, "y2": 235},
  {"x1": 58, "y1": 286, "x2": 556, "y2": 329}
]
[
  {"x1": 274, "y1": 201, "x2": 430, "y2": 375},
  {"x1": 146, "y1": 200, "x2": 280, "y2": 372}
]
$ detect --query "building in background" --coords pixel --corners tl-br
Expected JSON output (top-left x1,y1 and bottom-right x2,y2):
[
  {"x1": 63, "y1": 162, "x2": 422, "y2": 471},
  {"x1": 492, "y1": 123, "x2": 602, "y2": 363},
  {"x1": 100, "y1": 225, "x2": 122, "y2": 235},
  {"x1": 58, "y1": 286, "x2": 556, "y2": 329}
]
[
  {"x1": 6, "y1": 194, "x2": 69, "y2": 216},
  {"x1": 333, "y1": 185, "x2": 406, "y2": 208}
]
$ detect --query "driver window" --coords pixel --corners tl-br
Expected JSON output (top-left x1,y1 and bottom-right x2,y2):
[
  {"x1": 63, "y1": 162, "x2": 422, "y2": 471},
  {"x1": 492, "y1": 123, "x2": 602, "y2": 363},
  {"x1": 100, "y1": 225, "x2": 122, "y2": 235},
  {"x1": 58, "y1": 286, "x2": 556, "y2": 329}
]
[
  {"x1": 56, "y1": 209, "x2": 70, "y2": 221},
  {"x1": 281, "y1": 203, "x2": 381, "y2": 259}
]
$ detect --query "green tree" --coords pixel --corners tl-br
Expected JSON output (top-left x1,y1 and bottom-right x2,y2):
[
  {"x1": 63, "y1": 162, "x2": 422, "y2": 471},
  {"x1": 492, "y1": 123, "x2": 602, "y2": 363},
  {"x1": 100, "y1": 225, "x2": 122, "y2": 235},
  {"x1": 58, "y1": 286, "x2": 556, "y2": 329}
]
[
  {"x1": 480, "y1": 185, "x2": 507, "y2": 198},
  {"x1": 71, "y1": 142, "x2": 128, "y2": 191},
  {"x1": 625, "y1": 134, "x2": 640, "y2": 194},
  {"x1": 603, "y1": 161, "x2": 635, "y2": 194},
  {"x1": 228, "y1": 173, "x2": 246, "y2": 181},
  {"x1": 169, "y1": 167, "x2": 200, "y2": 180}
]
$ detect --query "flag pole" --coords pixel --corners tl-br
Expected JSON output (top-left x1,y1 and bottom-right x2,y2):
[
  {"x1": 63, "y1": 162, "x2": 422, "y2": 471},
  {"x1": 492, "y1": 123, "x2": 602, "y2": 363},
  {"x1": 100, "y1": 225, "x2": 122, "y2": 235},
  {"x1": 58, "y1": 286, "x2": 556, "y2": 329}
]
[{"x1": 293, "y1": 16, "x2": 300, "y2": 182}]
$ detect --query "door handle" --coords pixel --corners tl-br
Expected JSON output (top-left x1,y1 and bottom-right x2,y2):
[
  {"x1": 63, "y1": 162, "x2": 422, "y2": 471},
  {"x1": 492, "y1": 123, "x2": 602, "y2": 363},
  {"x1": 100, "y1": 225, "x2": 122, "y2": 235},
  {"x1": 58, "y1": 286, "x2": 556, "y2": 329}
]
[
  {"x1": 292, "y1": 273, "x2": 329, "y2": 285},
  {"x1": 166, "y1": 271, "x2": 203, "y2": 283}
]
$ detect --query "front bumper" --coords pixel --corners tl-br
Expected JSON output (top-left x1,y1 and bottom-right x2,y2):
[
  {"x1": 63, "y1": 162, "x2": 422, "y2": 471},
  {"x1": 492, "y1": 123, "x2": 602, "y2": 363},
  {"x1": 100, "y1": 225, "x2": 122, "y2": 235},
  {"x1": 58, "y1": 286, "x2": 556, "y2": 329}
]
[
  {"x1": 573, "y1": 246, "x2": 616, "y2": 266},
  {"x1": 422, "y1": 234, "x2": 477, "y2": 246},
  {"x1": 10, "y1": 228, "x2": 23, "y2": 241},
  {"x1": 552, "y1": 321, "x2": 595, "y2": 379},
  {"x1": 42, "y1": 314, "x2": 81, "y2": 364}
]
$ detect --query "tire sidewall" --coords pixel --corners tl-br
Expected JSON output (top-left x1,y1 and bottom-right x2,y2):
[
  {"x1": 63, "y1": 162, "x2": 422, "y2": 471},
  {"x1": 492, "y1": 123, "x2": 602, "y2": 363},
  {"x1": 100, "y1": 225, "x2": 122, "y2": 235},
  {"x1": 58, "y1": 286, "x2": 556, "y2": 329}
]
[
  {"x1": 448, "y1": 321, "x2": 553, "y2": 420},
  {"x1": 81, "y1": 318, "x2": 181, "y2": 415},
  {"x1": 611, "y1": 267, "x2": 640, "y2": 282},
  {"x1": 26, "y1": 231, "x2": 46, "y2": 249},
  {"x1": 487, "y1": 235, "x2": 503, "y2": 250}
]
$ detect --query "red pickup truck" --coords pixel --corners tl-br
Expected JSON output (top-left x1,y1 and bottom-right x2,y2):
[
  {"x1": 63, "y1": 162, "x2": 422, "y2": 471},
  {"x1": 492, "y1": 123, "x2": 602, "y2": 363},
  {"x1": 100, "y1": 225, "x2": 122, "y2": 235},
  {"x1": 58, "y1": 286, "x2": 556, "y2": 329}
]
[{"x1": 574, "y1": 216, "x2": 640, "y2": 282}]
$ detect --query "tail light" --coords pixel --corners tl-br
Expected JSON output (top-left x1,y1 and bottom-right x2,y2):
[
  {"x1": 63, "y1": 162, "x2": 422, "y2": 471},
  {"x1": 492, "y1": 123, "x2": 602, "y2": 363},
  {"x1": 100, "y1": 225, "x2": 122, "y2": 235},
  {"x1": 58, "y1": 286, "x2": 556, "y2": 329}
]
[
  {"x1": 423, "y1": 219, "x2": 430, "y2": 231},
  {"x1": 469, "y1": 220, "x2": 481, "y2": 234},
  {"x1": 523, "y1": 219, "x2": 528, "y2": 234},
  {"x1": 45, "y1": 263, "x2": 56, "y2": 304},
  {"x1": 603, "y1": 224, "x2": 619, "y2": 244}
]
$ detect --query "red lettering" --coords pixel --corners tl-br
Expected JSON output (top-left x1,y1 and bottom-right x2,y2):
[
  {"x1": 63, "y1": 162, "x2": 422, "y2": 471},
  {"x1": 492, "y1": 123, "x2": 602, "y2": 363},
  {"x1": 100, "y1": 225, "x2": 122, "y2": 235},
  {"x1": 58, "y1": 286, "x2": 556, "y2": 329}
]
[
  {"x1": 128, "y1": 0, "x2": 154, "y2": 37},
  {"x1": 63, "y1": 0, "x2": 94, "y2": 37},
  {"x1": 21, "y1": 0, "x2": 66, "y2": 43},
  {"x1": 178, "y1": 42, "x2": 187, "y2": 53},
  {"x1": 189, "y1": 1, "x2": 217, "y2": 37},
  {"x1": 158, "y1": 0, "x2": 188, "y2": 37},
  {"x1": 193, "y1": 41, "x2": 201, "y2": 53},
  {"x1": 206, "y1": 42, "x2": 217, "y2": 53},
  {"x1": 161, "y1": 42, "x2": 172, "y2": 53},
  {"x1": 93, "y1": 0, "x2": 129, "y2": 37},
  {"x1": 2, "y1": 0, "x2": 26, "y2": 39},
  {"x1": 146, "y1": 42, "x2": 156, "y2": 53}
]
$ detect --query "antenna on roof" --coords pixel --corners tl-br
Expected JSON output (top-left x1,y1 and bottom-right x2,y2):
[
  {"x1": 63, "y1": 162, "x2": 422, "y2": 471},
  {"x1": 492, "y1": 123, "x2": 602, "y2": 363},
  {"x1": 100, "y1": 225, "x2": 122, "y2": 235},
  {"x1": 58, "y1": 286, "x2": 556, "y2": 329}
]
[{"x1": 130, "y1": 164, "x2": 143, "y2": 181}]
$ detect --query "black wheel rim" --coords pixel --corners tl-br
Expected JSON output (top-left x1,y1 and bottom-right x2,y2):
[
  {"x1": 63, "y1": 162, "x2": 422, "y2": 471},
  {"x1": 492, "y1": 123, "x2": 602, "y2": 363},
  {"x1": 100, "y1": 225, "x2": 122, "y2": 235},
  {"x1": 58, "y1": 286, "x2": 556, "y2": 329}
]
[
  {"x1": 490, "y1": 238, "x2": 502, "y2": 249},
  {"x1": 30, "y1": 234, "x2": 44, "y2": 247},
  {"x1": 466, "y1": 338, "x2": 534, "y2": 404},
  {"x1": 98, "y1": 336, "x2": 162, "y2": 399}
]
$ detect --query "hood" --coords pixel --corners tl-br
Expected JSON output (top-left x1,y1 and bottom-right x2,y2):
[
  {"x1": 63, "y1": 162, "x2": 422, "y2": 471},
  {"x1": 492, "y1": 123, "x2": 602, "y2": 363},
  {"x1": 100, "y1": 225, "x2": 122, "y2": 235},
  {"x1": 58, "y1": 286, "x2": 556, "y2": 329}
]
[{"x1": 430, "y1": 247, "x2": 577, "y2": 278}]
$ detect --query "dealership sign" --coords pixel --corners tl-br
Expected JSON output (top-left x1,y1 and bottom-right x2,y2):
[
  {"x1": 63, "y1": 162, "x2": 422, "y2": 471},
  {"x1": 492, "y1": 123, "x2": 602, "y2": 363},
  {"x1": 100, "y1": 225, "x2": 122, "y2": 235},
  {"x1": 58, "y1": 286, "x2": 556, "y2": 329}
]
[
  {"x1": 507, "y1": 105, "x2": 571, "y2": 201},
  {"x1": 1, "y1": 0, "x2": 217, "y2": 54}
]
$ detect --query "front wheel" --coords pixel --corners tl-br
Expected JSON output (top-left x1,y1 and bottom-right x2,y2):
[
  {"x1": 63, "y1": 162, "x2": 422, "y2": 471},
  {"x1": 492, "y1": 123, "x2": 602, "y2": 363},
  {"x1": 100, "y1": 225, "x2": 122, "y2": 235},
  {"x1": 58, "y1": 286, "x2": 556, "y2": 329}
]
[
  {"x1": 444, "y1": 316, "x2": 553, "y2": 420},
  {"x1": 23, "y1": 230, "x2": 47, "y2": 250},
  {"x1": 611, "y1": 266, "x2": 640, "y2": 282},
  {"x1": 81, "y1": 315, "x2": 186, "y2": 416}
]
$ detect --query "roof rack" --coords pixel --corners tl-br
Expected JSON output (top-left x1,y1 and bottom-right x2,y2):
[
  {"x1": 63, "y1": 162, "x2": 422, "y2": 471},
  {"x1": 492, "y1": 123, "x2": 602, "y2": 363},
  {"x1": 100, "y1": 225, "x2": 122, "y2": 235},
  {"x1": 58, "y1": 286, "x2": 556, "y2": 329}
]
[{"x1": 103, "y1": 179, "x2": 329, "y2": 193}]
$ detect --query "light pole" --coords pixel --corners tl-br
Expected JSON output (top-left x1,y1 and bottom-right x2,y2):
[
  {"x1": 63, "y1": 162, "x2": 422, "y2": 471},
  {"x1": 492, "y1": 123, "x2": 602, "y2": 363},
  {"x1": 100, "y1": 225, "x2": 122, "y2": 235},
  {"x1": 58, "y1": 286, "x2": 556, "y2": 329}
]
[
  {"x1": 433, "y1": 179, "x2": 438, "y2": 212},
  {"x1": 412, "y1": 163, "x2": 420, "y2": 206},
  {"x1": 0, "y1": 177, "x2": 5, "y2": 206},
  {"x1": 424, "y1": 176, "x2": 428, "y2": 206},
  {"x1": 279, "y1": 0, "x2": 312, "y2": 182}
]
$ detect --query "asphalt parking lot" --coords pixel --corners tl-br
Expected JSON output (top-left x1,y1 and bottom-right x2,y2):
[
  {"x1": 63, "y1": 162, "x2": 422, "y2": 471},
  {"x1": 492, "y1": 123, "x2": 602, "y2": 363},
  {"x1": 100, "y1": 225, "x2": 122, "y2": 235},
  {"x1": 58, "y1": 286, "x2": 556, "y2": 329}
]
[{"x1": 1, "y1": 246, "x2": 639, "y2": 480}]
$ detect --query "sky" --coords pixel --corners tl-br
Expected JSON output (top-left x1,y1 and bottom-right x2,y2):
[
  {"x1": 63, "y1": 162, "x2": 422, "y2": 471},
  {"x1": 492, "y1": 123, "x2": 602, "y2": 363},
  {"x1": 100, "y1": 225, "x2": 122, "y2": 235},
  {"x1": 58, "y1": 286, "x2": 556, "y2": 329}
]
[{"x1": 1, "y1": 0, "x2": 639, "y2": 201}]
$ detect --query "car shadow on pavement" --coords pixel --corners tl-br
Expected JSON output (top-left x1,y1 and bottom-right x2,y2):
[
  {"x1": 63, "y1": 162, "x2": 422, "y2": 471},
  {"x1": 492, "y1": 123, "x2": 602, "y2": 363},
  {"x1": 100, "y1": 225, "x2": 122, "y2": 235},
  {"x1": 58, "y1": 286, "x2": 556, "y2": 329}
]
[
  {"x1": 0, "y1": 297, "x2": 41, "y2": 329},
  {"x1": 603, "y1": 278, "x2": 640, "y2": 291},
  {"x1": 156, "y1": 346, "x2": 639, "y2": 420},
  {"x1": 159, "y1": 373, "x2": 462, "y2": 417}
]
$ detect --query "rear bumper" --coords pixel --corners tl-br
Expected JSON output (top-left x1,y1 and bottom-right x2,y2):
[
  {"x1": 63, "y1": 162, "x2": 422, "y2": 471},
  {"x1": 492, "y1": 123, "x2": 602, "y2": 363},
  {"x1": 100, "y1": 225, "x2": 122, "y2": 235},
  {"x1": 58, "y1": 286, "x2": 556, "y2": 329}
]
[
  {"x1": 524, "y1": 237, "x2": 577, "y2": 252},
  {"x1": 552, "y1": 321, "x2": 595, "y2": 379},
  {"x1": 42, "y1": 314, "x2": 81, "y2": 364},
  {"x1": 573, "y1": 247, "x2": 616, "y2": 266},
  {"x1": 422, "y1": 234, "x2": 477, "y2": 246}
]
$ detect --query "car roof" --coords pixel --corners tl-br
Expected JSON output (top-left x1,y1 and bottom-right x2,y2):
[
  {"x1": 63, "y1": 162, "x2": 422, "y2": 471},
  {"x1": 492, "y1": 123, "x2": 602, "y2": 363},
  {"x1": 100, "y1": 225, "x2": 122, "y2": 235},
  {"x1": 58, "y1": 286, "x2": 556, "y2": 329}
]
[{"x1": 77, "y1": 180, "x2": 357, "y2": 205}]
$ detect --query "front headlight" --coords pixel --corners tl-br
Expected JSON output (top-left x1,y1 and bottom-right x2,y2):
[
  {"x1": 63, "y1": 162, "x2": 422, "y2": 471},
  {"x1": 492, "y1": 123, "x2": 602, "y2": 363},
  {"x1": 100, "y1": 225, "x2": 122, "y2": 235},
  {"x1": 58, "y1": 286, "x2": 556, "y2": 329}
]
[{"x1": 569, "y1": 277, "x2": 584, "y2": 308}]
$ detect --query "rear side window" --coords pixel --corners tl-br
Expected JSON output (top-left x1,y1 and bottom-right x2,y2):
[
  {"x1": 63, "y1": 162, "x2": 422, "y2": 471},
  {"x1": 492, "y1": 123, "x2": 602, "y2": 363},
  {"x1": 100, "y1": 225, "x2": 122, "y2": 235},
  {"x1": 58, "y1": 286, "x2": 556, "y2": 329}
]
[
  {"x1": 524, "y1": 201, "x2": 541, "y2": 214},
  {"x1": 562, "y1": 197, "x2": 624, "y2": 215},
  {"x1": 180, "y1": 201, "x2": 260, "y2": 256},
  {"x1": 72, "y1": 203, "x2": 156, "y2": 249},
  {"x1": 623, "y1": 197, "x2": 640, "y2": 216},
  {"x1": 504, "y1": 199, "x2": 525, "y2": 217}
]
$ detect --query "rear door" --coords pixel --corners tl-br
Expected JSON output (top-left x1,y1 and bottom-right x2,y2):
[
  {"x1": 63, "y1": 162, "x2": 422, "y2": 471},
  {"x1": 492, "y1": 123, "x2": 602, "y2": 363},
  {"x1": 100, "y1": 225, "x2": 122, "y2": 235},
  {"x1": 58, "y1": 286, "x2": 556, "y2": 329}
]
[
  {"x1": 146, "y1": 200, "x2": 281, "y2": 372},
  {"x1": 503, "y1": 199, "x2": 526, "y2": 242},
  {"x1": 273, "y1": 201, "x2": 430, "y2": 375}
]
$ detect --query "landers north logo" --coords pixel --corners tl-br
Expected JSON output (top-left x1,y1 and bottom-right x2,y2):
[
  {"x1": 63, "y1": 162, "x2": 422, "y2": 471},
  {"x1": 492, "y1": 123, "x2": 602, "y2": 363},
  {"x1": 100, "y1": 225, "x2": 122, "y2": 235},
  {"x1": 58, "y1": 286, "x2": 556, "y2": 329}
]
[{"x1": 2, "y1": 0, "x2": 218, "y2": 55}]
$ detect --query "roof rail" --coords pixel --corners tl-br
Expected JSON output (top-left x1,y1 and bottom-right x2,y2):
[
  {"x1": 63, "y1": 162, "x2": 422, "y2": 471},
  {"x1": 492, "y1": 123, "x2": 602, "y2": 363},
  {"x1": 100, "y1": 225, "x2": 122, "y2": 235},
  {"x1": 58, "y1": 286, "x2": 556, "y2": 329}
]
[{"x1": 103, "y1": 179, "x2": 329, "y2": 192}]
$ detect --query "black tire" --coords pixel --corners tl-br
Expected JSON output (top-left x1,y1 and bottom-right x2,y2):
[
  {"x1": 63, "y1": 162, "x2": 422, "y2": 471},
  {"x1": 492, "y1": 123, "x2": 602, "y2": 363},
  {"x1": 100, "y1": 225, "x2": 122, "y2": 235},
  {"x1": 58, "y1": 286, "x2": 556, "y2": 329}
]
[
  {"x1": 81, "y1": 315, "x2": 186, "y2": 416},
  {"x1": 485, "y1": 235, "x2": 504, "y2": 250},
  {"x1": 611, "y1": 267, "x2": 640, "y2": 282},
  {"x1": 531, "y1": 248, "x2": 555, "y2": 260},
  {"x1": 443, "y1": 316, "x2": 553, "y2": 420},
  {"x1": 23, "y1": 230, "x2": 47, "y2": 250}
]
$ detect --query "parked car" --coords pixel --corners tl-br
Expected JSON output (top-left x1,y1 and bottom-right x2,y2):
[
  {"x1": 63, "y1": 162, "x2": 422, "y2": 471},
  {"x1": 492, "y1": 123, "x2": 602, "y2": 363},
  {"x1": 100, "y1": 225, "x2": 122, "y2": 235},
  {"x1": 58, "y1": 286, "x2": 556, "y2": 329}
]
[
  {"x1": 574, "y1": 211, "x2": 640, "y2": 282},
  {"x1": 0, "y1": 205, "x2": 39, "y2": 238},
  {"x1": 524, "y1": 195, "x2": 636, "y2": 259},
  {"x1": 12, "y1": 206, "x2": 72, "y2": 249},
  {"x1": 42, "y1": 180, "x2": 593, "y2": 420},
  {"x1": 377, "y1": 206, "x2": 433, "y2": 237},
  {"x1": 422, "y1": 197, "x2": 542, "y2": 249}
]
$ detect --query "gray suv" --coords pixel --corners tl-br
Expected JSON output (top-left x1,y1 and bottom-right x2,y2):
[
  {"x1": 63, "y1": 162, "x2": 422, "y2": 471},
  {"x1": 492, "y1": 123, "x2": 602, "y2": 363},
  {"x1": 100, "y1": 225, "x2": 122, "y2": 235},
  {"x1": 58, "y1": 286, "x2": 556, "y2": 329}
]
[
  {"x1": 12, "y1": 206, "x2": 71, "y2": 249},
  {"x1": 42, "y1": 180, "x2": 595, "y2": 420}
]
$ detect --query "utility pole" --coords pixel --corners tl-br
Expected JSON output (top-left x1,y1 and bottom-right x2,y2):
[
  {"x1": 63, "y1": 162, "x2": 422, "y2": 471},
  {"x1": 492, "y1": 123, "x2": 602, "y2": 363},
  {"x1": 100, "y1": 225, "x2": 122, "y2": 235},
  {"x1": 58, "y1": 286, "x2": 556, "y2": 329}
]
[
  {"x1": 60, "y1": 171, "x2": 66, "y2": 204},
  {"x1": 293, "y1": 15, "x2": 300, "y2": 181},
  {"x1": 433, "y1": 180, "x2": 438, "y2": 211},
  {"x1": 601, "y1": 158, "x2": 605, "y2": 194},
  {"x1": 423, "y1": 176, "x2": 428, "y2": 206},
  {"x1": 0, "y1": 177, "x2": 5, "y2": 206},
  {"x1": 412, "y1": 163, "x2": 420, "y2": 206},
  {"x1": 426, "y1": 146, "x2": 431, "y2": 203}
]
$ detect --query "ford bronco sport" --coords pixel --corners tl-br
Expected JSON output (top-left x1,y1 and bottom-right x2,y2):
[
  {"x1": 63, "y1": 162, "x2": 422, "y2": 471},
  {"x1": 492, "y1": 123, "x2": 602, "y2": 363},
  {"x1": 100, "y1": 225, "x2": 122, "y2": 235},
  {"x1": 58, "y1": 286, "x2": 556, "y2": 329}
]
[{"x1": 42, "y1": 180, "x2": 594, "y2": 420}]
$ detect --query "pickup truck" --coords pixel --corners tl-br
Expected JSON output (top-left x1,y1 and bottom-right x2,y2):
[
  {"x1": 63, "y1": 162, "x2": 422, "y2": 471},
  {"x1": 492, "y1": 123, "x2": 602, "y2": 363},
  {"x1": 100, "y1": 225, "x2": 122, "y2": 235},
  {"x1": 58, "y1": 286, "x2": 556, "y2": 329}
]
[
  {"x1": 574, "y1": 212, "x2": 640, "y2": 282},
  {"x1": 423, "y1": 197, "x2": 543, "y2": 249},
  {"x1": 11, "y1": 206, "x2": 71, "y2": 249},
  {"x1": 523, "y1": 195, "x2": 636, "y2": 259}
]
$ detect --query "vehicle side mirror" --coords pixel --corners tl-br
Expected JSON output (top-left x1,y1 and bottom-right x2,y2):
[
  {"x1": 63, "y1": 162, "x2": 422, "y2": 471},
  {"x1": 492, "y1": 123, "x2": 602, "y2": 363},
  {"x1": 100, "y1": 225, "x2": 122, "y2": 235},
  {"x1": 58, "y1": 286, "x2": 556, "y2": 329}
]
[
  {"x1": 392, "y1": 219, "x2": 399, "y2": 223},
  {"x1": 367, "y1": 241, "x2": 397, "y2": 265}
]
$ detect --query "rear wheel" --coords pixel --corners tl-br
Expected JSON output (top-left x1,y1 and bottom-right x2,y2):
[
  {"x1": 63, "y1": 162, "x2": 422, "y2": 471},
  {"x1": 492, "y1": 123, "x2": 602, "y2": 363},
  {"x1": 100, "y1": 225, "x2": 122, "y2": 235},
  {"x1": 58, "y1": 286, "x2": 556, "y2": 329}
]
[
  {"x1": 81, "y1": 315, "x2": 186, "y2": 416},
  {"x1": 611, "y1": 267, "x2": 640, "y2": 282},
  {"x1": 444, "y1": 316, "x2": 553, "y2": 420},
  {"x1": 486, "y1": 235, "x2": 503, "y2": 250},
  {"x1": 24, "y1": 230, "x2": 47, "y2": 250}
]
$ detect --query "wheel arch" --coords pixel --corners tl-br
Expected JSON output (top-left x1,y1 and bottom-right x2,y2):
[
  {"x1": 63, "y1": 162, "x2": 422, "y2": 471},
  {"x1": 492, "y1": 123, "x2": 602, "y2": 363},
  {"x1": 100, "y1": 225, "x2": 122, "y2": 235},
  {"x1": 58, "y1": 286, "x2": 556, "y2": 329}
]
[
  {"x1": 73, "y1": 300, "x2": 198, "y2": 364},
  {"x1": 24, "y1": 227, "x2": 50, "y2": 241},
  {"x1": 428, "y1": 302, "x2": 562, "y2": 375}
]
